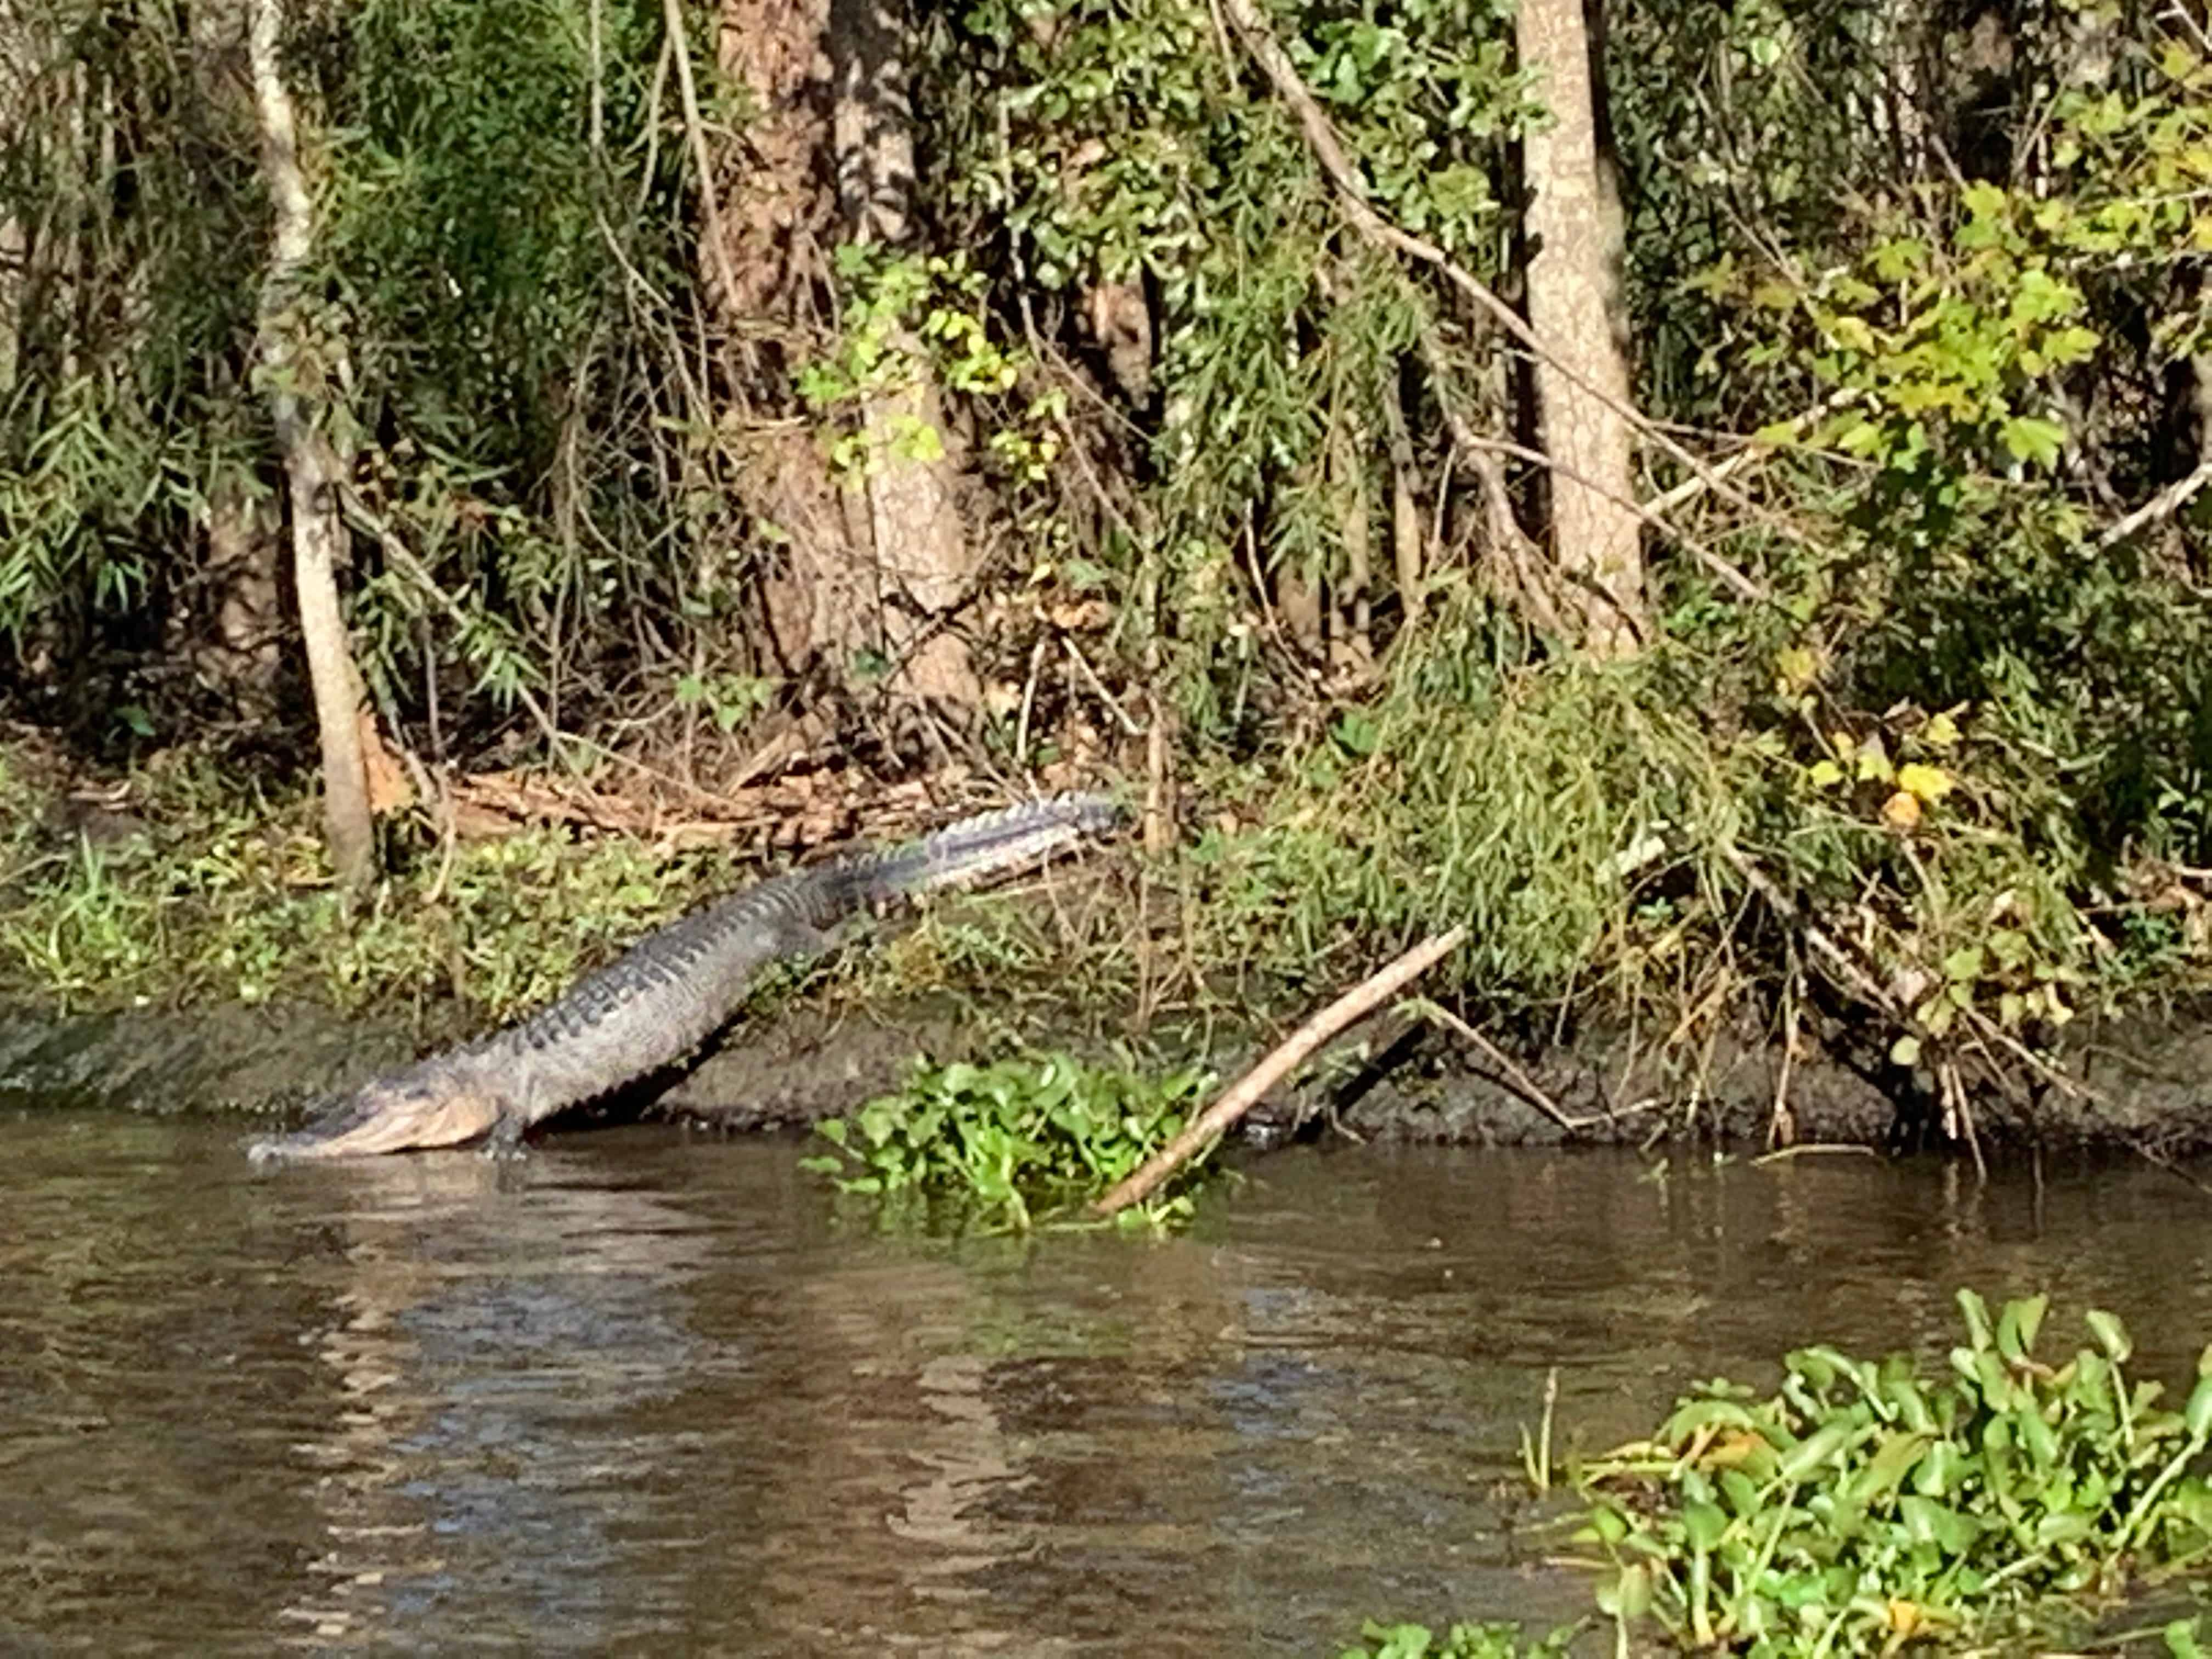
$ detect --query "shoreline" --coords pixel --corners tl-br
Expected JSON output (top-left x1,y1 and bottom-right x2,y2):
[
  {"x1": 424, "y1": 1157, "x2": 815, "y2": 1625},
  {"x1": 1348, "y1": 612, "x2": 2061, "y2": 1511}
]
[{"x1": 8, "y1": 984, "x2": 2209, "y2": 1157}]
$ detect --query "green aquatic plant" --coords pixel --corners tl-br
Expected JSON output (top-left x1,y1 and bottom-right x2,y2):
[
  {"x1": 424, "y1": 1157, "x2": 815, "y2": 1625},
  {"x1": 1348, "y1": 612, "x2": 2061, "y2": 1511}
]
[
  {"x1": 1335, "y1": 1621, "x2": 1581, "y2": 1659},
  {"x1": 800, "y1": 1052, "x2": 1219, "y2": 1233},
  {"x1": 1572, "y1": 1291, "x2": 2212, "y2": 1657}
]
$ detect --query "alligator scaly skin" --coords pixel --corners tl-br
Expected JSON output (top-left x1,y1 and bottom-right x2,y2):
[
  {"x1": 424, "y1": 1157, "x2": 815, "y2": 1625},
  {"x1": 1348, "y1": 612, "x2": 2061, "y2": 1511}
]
[{"x1": 246, "y1": 794, "x2": 1121, "y2": 1161}]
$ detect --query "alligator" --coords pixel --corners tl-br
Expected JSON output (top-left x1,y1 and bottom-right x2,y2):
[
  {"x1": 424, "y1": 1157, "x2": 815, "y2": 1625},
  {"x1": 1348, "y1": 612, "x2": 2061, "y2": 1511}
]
[{"x1": 247, "y1": 793, "x2": 1121, "y2": 1162}]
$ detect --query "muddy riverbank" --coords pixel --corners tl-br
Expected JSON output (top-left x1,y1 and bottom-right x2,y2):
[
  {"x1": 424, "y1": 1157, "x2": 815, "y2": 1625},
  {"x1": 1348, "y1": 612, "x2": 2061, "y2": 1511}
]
[{"x1": 5, "y1": 986, "x2": 2211, "y2": 1155}]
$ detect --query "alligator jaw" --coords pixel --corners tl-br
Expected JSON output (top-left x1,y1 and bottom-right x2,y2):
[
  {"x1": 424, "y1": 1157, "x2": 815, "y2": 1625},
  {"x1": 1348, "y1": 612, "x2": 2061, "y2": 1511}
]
[{"x1": 247, "y1": 1076, "x2": 506, "y2": 1163}]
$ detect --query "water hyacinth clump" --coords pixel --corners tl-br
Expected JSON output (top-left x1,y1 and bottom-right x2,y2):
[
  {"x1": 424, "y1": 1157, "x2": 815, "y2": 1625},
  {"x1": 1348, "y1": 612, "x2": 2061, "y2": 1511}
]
[
  {"x1": 1336, "y1": 1621, "x2": 1582, "y2": 1659},
  {"x1": 801, "y1": 1052, "x2": 1220, "y2": 1233},
  {"x1": 1573, "y1": 1291, "x2": 2212, "y2": 1656}
]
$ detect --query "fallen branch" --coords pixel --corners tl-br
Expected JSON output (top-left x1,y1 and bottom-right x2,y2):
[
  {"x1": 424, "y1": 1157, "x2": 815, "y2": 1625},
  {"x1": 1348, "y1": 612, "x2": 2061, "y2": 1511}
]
[
  {"x1": 1093, "y1": 926, "x2": 1467, "y2": 1216},
  {"x1": 1403, "y1": 995, "x2": 1592, "y2": 1133}
]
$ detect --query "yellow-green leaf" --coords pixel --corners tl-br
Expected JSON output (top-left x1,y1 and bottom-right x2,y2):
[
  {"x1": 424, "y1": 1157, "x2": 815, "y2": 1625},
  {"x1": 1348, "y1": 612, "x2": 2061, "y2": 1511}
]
[{"x1": 1897, "y1": 763, "x2": 1954, "y2": 803}]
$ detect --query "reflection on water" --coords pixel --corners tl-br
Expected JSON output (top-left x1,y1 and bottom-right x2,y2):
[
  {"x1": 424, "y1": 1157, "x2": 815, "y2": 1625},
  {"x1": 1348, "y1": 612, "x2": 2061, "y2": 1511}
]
[{"x1": 5, "y1": 1116, "x2": 2212, "y2": 1654}]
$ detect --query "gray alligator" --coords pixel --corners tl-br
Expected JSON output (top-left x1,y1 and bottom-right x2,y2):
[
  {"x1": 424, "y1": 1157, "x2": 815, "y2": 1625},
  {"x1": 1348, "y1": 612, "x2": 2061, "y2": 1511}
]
[{"x1": 247, "y1": 793, "x2": 1120, "y2": 1161}]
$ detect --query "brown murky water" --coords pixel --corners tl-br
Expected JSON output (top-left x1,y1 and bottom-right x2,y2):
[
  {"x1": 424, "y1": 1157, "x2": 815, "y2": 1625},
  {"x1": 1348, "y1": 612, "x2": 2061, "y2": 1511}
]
[{"x1": 7, "y1": 1116, "x2": 2212, "y2": 1655}]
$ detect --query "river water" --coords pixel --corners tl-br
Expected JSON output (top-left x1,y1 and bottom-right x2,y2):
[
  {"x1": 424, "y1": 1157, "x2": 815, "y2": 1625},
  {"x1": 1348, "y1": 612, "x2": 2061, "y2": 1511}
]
[{"x1": 6, "y1": 1115, "x2": 2212, "y2": 1655}]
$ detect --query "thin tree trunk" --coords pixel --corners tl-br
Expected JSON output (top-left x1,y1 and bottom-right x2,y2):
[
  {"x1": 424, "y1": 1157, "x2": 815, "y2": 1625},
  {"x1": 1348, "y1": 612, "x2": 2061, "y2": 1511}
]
[
  {"x1": 1516, "y1": 0, "x2": 1646, "y2": 657},
  {"x1": 248, "y1": 0, "x2": 374, "y2": 891},
  {"x1": 0, "y1": 7, "x2": 27, "y2": 402}
]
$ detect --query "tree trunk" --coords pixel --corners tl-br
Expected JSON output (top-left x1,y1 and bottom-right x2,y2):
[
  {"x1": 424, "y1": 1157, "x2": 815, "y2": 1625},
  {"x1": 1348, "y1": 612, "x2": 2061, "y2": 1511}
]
[
  {"x1": 704, "y1": 0, "x2": 978, "y2": 707},
  {"x1": 828, "y1": 0, "x2": 980, "y2": 706},
  {"x1": 248, "y1": 0, "x2": 374, "y2": 892},
  {"x1": 1516, "y1": 0, "x2": 1646, "y2": 657}
]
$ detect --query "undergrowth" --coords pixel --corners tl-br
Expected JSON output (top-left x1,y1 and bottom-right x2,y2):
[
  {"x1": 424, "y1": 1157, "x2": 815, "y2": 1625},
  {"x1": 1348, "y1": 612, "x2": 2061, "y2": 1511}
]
[
  {"x1": 1177, "y1": 571, "x2": 2211, "y2": 1124},
  {"x1": 0, "y1": 746, "x2": 1141, "y2": 1040},
  {"x1": 0, "y1": 749, "x2": 777, "y2": 1020}
]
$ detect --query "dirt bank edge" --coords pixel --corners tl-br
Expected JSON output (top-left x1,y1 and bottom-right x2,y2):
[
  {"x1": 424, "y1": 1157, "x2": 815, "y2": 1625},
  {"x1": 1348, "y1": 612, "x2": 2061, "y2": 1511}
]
[{"x1": 4, "y1": 992, "x2": 2210, "y2": 1153}]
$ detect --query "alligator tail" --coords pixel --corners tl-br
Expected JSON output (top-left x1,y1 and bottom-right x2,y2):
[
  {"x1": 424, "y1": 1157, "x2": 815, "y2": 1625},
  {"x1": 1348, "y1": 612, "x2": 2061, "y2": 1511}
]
[{"x1": 814, "y1": 792, "x2": 1123, "y2": 912}]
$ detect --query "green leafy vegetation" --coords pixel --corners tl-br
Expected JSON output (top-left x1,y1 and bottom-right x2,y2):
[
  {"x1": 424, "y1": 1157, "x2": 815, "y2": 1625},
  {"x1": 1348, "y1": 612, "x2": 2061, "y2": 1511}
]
[
  {"x1": 800, "y1": 1052, "x2": 1220, "y2": 1233},
  {"x1": 0, "y1": 749, "x2": 740, "y2": 1018},
  {"x1": 4, "y1": 0, "x2": 2212, "y2": 1154},
  {"x1": 1352, "y1": 1294, "x2": 2212, "y2": 1659},
  {"x1": 1335, "y1": 1621, "x2": 1578, "y2": 1659},
  {"x1": 1573, "y1": 1293, "x2": 2212, "y2": 1656}
]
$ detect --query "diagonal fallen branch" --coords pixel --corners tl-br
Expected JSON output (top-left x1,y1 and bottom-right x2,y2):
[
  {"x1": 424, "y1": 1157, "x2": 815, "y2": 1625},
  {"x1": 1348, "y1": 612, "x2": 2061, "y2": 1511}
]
[
  {"x1": 1092, "y1": 926, "x2": 1468, "y2": 1217},
  {"x1": 1403, "y1": 995, "x2": 1591, "y2": 1133}
]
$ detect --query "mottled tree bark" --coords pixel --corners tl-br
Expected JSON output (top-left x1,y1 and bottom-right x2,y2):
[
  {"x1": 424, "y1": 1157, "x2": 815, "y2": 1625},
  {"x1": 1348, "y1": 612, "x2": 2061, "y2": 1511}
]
[
  {"x1": 827, "y1": 0, "x2": 980, "y2": 704},
  {"x1": 1517, "y1": 0, "x2": 1646, "y2": 657},
  {"x1": 249, "y1": 0, "x2": 373, "y2": 891},
  {"x1": 702, "y1": 0, "x2": 979, "y2": 704}
]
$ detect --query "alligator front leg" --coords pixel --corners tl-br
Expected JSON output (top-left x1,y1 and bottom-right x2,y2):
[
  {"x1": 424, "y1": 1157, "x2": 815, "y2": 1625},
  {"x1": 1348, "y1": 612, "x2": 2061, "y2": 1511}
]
[{"x1": 483, "y1": 1107, "x2": 531, "y2": 1161}]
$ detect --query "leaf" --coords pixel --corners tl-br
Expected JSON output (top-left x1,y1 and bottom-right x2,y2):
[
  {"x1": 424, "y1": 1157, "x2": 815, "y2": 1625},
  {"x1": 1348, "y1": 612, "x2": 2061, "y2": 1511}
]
[
  {"x1": 1881, "y1": 791, "x2": 1923, "y2": 831},
  {"x1": 1778, "y1": 1418, "x2": 1859, "y2": 1482},
  {"x1": 1997, "y1": 1294, "x2": 2049, "y2": 1363},
  {"x1": 1855, "y1": 733, "x2": 1894, "y2": 782},
  {"x1": 2000, "y1": 416, "x2": 2067, "y2": 467},
  {"x1": 1897, "y1": 763, "x2": 1955, "y2": 803},
  {"x1": 1828, "y1": 315, "x2": 1877, "y2": 354},
  {"x1": 1922, "y1": 709, "x2": 1964, "y2": 751},
  {"x1": 1891, "y1": 1034, "x2": 1922, "y2": 1066},
  {"x1": 2085, "y1": 1310, "x2": 2132, "y2": 1364},
  {"x1": 1596, "y1": 1564, "x2": 1651, "y2": 1621},
  {"x1": 1944, "y1": 945, "x2": 1987, "y2": 984},
  {"x1": 2186, "y1": 1375, "x2": 2212, "y2": 1440}
]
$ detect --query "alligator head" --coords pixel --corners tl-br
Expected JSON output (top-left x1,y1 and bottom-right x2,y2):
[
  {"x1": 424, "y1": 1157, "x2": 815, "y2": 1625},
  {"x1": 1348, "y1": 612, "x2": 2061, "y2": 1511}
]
[{"x1": 247, "y1": 1067, "x2": 509, "y2": 1163}]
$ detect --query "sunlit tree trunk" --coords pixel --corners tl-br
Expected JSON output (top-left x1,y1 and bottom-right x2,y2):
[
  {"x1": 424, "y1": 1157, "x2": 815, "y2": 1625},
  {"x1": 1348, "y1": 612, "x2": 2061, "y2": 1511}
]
[
  {"x1": 1517, "y1": 0, "x2": 1646, "y2": 657},
  {"x1": 827, "y1": 0, "x2": 979, "y2": 704},
  {"x1": 0, "y1": 6, "x2": 22, "y2": 405},
  {"x1": 249, "y1": 0, "x2": 373, "y2": 891},
  {"x1": 703, "y1": 0, "x2": 978, "y2": 707}
]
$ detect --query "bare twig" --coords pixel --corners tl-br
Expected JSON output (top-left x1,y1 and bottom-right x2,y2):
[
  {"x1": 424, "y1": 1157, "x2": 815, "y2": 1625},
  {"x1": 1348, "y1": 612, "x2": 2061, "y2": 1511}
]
[
  {"x1": 2097, "y1": 457, "x2": 2212, "y2": 551},
  {"x1": 1459, "y1": 435, "x2": 1769, "y2": 603},
  {"x1": 658, "y1": 0, "x2": 742, "y2": 313},
  {"x1": 1212, "y1": 0, "x2": 1807, "y2": 556},
  {"x1": 1939, "y1": 1058, "x2": 1986, "y2": 1178},
  {"x1": 1719, "y1": 843, "x2": 1900, "y2": 1015},
  {"x1": 1770, "y1": 975, "x2": 1800, "y2": 1149},
  {"x1": 1640, "y1": 391, "x2": 1861, "y2": 519},
  {"x1": 1062, "y1": 636, "x2": 1146, "y2": 736},
  {"x1": 1750, "y1": 1143, "x2": 1878, "y2": 1166},
  {"x1": 1404, "y1": 996, "x2": 1589, "y2": 1134},
  {"x1": 1093, "y1": 927, "x2": 1468, "y2": 1216},
  {"x1": 341, "y1": 489, "x2": 742, "y2": 813},
  {"x1": 1413, "y1": 331, "x2": 1566, "y2": 634},
  {"x1": 1015, "y1": 636, "x2": 1046, "y2": 764}
]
